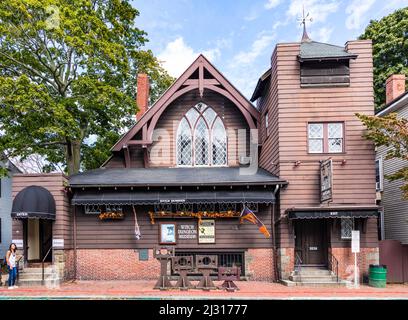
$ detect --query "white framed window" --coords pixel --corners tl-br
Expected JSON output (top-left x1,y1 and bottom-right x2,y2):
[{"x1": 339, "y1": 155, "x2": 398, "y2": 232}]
[
  {"x1": 308, "y1": 122, "x2": 344, "y2": 154},
  {"x1": 375, "y1": 158, "x2": 383, "y2": 191},
  {"x1": 341, "y1": 217, "x2": 354, "y2": 240},
  {"x1": 176, "y1": 103, "x2": 227, "y2": 166}
]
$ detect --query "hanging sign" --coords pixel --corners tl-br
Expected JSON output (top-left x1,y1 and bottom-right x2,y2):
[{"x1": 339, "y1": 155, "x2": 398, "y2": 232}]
[
  {"x1": 198, "y1": 220, "x2": 215, "y2": 244},
  {"x1": 352, "y1": 230, "x2": 360, "y2": 253},
  {"x1": 320, "y1": 159, "x2": 333, "y2": 203},
  {"x1": 177, "y1": 223, "x2": 197, "y2": 240}
]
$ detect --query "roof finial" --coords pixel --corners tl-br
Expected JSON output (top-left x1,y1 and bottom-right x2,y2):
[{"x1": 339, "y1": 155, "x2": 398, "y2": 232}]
[{"x1": 298, "y1": 5, "x2": 312, "y2": 42}]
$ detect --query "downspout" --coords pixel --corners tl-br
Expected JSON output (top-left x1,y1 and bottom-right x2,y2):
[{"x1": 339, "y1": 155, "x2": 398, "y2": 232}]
[
  {"x1": 272, "y1": 184, "x2": 280, "y2": 282},
  {"x1": 73, "y1": 205, "x2": 78, "y2": 280}
]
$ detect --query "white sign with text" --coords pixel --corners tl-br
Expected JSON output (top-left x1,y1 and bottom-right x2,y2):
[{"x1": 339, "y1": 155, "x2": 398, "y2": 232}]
[{"x1": 351, "y1": 230, "x2": 360, "y2": 253}]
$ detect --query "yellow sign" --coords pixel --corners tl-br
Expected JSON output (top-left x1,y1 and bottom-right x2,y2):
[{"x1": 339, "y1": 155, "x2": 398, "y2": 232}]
[{"x1": 198, "y1": 219, "x2": 215, "y2": 243}]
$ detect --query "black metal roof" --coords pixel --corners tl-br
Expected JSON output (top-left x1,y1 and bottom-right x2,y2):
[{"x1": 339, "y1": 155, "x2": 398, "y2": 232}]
[
  {"x1": 298, "y1": 41, "x2": 358, "y2": 62},
  {"x1": 69, "y1": 167, "x2": 286, "y2": 188}
]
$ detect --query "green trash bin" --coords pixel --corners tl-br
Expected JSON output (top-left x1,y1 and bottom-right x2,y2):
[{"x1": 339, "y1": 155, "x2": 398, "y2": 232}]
[{"x1": 369, "y1": 264, "x2": 387, "y2": 288}]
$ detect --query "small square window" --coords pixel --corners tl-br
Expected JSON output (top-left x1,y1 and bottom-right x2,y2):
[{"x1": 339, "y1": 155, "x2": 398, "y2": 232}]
[
  {"x1": 308, "y1": 122, "x2": 344, "y2": 154},
  {"x1": 341, "y1": 218, "x2": 354, "y2": 240}
]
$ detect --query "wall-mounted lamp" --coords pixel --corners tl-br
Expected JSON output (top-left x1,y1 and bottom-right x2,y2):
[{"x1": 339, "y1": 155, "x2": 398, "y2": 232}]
[{"x1": 294, "y1": 160, "x2": 301, "y2": 167}]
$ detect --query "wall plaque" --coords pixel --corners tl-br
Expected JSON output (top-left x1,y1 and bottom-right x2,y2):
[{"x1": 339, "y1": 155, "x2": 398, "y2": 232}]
[
  {"x1": 177, "y1": 223, "x2": 197, "y2": 240},
  {"x1": 198, "y1": 220, "x2": 215, "y2": 244},
  {"x1": 52, "y1": 238, "x2": 64, "y2": 248}
]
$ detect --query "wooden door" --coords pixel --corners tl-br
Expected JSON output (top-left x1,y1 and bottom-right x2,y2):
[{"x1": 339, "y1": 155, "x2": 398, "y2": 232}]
[{"x1": 295, "y1": 220, "x2": 327, "y2": 265}]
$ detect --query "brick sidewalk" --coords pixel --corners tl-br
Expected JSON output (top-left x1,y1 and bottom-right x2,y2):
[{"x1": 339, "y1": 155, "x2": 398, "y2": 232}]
[{"x1": 0, "y1": 281, "x2": 408, "y2": 299}]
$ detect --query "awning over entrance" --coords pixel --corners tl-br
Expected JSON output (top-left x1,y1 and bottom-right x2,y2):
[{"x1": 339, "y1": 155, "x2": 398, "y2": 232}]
[
  {"x1": 11, "y1": 186, "x2": 56, "y2": 220},
  {"x1": 287, "y1": 206, "x2": 379, "y2": 219},
  {"x1": 72, "y1": 190, "x2": 276, "y2": 206}
]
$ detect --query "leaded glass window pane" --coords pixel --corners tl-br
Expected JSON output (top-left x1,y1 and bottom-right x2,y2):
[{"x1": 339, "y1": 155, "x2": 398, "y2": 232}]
[
  {"x1": 308, "y1": 123, "x2": 323, "y2": 138},
  {"x1": 203, "y1": 107, "x2": 217, "y2": 127},
  {"x1": 341, "y1": 217, "x2": 354, "y2": 239},
  {"x1": 195, "y1": 102, "x2": 207, "y2": 113},
  {"x1": 309, "y1": 139, "x2": 323, "y2": 153},
  {"x1": 176, "y1": 118, "x2": 192, "y2": 165},
  {"x1": 185, "y1": 108, "x2": 199, "y2": 127},
  {"x1": 328, "y1": 123, "x2": 343, "y2": 153},
  {"x1": 194, "y1": 118, "x2": 209, "y2": 165},
  {"x1": 212, "y1": 117, "x2": 227, "y2": 165}
]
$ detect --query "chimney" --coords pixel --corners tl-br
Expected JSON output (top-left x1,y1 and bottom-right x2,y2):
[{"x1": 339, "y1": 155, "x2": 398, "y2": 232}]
[
  {"x1": 386, "y1": 74, "x2": 406, "y2": 104},
  {"x1": 136, "y1": 73, "x2": 150, "y2": 120}
]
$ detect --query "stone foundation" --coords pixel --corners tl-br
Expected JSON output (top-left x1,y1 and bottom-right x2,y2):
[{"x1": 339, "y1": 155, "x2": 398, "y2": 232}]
[{"x1": 277, "y1": 247, "x2": 295, "y2": 280}]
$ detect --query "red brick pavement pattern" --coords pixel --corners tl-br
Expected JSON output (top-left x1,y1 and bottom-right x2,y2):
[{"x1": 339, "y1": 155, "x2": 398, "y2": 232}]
[
  {"x1": 1, "y1": 281, "x2": 407, "y2": 299},
  {"x1": 76, "y1": 249, "x2": 160, "y2": 280}
]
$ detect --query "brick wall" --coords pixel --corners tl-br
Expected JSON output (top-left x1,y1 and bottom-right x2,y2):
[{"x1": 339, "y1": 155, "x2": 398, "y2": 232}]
[
  {"x1": 330, "y1": 247, "x2": 379, "y2": 281},
  {"x1": 277, "y1": 247, "x2": 295, "y2": 280},
  {"x1": 76, "y1": 249, "x2": 160, "y2": 280},
  {"x1": 245, "y1": 248, "x2": 275, "y2": 281}
]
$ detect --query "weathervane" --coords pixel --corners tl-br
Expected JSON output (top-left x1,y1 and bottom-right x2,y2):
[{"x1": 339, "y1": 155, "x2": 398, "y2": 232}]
[{"x1": 298, "y1": 5, "x2": 312, "y2": 42}]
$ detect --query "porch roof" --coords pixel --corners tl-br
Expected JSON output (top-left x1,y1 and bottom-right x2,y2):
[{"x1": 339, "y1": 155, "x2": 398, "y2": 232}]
[
  {"x1": 286, "y1": 206, "x2": 379, "y2": 219},
  {"x1": 69, "y1": 167, "x2": 286, "y2": 188}
]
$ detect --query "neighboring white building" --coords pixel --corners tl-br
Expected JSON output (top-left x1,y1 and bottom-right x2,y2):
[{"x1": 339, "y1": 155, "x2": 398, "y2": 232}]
[
  {"x1": 0, "y1": 157, "x2": 20, "y2": 257},
  {"x1": 376, "y1": 74, "x2": 408, "y2": 244}
]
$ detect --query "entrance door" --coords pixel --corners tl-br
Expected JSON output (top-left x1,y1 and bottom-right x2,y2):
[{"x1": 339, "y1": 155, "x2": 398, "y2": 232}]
[
  {"x1": 295, "y1": 220, "x2": 328, "y2": 266},
  {"x1": 24, "y1": 219, "x2": 53, "y2": 263}
]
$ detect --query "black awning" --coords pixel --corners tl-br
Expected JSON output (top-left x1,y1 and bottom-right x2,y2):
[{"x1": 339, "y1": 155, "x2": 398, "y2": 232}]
[
  {"x1": 288, "y1": 209, "x2": 379, "y2": 219},
  {"x1": 72, "y1": 190, "x2": 275, "y2": 206},
  {"x1": 11, "y1": 186, "x2": 56, "y2": 220}
]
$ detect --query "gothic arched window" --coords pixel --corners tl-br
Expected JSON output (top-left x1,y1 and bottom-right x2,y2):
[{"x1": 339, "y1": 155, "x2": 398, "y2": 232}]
[{"x1": 176, "y1": 102, "x2": 227, "y2": 166}]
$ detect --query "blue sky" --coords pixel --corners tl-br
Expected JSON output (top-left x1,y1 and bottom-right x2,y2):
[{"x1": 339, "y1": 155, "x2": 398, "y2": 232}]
[{"x1": 132, "y1": 0, "x2": 408, "y2": 99}]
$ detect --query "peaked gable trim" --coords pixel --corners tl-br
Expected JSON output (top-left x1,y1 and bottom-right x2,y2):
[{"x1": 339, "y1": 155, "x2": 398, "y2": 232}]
[{"x1": 111, "y1": 54, "x2": 259, "y2": 152}]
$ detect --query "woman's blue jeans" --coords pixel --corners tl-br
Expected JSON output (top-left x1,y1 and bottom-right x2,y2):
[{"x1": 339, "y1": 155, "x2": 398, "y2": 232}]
[{"x1": 7, "y1": 266, "x2": 17, "y2": 287}]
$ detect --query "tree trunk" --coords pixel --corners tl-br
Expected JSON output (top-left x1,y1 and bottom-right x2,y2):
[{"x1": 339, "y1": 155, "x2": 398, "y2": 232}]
[{"x1": 66, "y1": 140, "x2": 81, "y2": 175}]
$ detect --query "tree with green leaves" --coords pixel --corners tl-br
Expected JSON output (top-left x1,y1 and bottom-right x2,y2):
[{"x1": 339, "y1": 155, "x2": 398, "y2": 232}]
[
  {"x1": 359, "y1": 7, "x2": 408, "y2": 110},
  {"x1": 357, "y1": 112, "x2": 408, "y2": 199},
  {"x1": 0, "y1": 0, "x2": 174, "y2": 176}
]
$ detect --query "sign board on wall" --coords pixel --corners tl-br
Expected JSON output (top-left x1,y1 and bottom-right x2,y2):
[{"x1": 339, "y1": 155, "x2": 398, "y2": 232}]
[
  {"x1": 320, "y1": 159, "x2": 333, "y2": 203},
  {"x1": 198, "y1": 220, "x2": 215, "y2": 244},
  {"x1": 178, "y1": 223, "x2": 197, "y2": 240},
  {"x1": 52, "y1": 238, "x2": 64, "y2": 249},
  {"x1": 12, "y1": 239, "x2": 24, "y2": 248},
  {"x1": 352, "y1": 230, "x2": 360, "y2": 253}
]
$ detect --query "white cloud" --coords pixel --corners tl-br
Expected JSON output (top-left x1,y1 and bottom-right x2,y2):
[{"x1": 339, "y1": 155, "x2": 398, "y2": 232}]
[
  {"x1": 157, "y1": 37, "x2": 220, "y2": 78},
  {"x1": 310, "y1": 26, "x2": 334, "y2": 43},
  {"x1": 232, "y1": 32, "x2": 276, "y2": 65},
  {"x1": 286, "y1": 0, "x2": 340, "y2": 24},
  {"x1": 265, "y1": 0, "x2": 282, "y2": 10},
  {"x1": 345, "y1": 0, "x2": 376, "y2": 30}
]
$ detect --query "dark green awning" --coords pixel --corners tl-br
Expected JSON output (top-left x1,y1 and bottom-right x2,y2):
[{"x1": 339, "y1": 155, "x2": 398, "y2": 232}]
[{"x1": 287, "y1": 208, "x2": 379, "y2": 219}]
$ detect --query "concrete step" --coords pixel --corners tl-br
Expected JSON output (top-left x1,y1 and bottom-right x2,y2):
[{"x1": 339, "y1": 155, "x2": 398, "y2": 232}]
[
  {"x1": 16, "y1": 278, "x2": 61, "y2": 287},
  {"x1": 295, "y1": 268, "x2": 332, "y2": 276},
  {"x1": 282, "y1": 280, "x2": 351, "y2": 287},
  {"x1": 289, "y1": 275, "x2": 339, "y2": 282},
  {"x1": 19, "y1": 267, "x2": 55, "y2": 273},
  {"x1": 18, "y1": 273, "x2": 56, "y2": 280}
]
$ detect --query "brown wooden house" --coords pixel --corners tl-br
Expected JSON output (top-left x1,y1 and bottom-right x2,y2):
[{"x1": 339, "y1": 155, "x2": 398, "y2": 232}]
[{"x1": 10, "y1": 33, "x2": 380, "y2": 285}]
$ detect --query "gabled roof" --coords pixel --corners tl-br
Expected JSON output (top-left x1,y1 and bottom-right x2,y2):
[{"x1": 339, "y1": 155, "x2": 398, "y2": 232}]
[
  {"x1": 111, "y1": 54, "x2": 259, "y2": 153},
  {"x1": 250, "y1": 68, "x2": 271, "y2": 102},
  {"x1": 376, "y1": 91, "x2": 408, "y2": 116},
  {"x1": 298, "y1": 41, "x2": 358, "y2": 62}
]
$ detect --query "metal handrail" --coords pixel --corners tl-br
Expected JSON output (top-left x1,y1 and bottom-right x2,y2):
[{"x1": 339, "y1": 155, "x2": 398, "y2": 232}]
[
  {"x1": 328, "y1": 252, "x2": 339, "y2": 282},
  {"x1": 42, "y1": 247, "x2": 52, "y2": 284},
  {"x1": 295, "y1": 252, "x2": 302, "y2": 281},
  {"x1": 16, "y1": 256, "x2": 23, "y2": 283}
]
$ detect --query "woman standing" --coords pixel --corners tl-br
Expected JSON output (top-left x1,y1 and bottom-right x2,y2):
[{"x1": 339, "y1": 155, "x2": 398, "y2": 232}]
[{"x1": 6, "y1": 243, "x2": 19, "y2": 289}]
